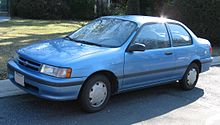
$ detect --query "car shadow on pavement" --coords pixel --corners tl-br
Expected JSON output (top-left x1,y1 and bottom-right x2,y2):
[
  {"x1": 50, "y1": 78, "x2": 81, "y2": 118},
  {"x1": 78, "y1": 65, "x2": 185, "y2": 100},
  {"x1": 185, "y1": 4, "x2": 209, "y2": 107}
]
[{"x1": 0, "y1": 83, "x2": 204, "y2": 125}]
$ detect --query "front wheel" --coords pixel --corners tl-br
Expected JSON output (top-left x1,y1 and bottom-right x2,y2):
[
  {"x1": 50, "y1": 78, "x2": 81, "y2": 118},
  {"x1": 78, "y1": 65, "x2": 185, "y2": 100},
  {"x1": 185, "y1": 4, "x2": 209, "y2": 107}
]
[
  {"x1": 180, "y1": 63, "x2": 199, "y2": 90},
  {"x1": 79, "y1": 75, "x2": 111, "y2": 113}
]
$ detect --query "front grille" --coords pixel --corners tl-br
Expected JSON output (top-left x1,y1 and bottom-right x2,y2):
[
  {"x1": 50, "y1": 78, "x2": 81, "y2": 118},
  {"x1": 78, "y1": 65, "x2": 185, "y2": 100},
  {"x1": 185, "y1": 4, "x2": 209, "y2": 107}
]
[{"x1": 18, "y1": 56, "x2": 41, "y2": 71}]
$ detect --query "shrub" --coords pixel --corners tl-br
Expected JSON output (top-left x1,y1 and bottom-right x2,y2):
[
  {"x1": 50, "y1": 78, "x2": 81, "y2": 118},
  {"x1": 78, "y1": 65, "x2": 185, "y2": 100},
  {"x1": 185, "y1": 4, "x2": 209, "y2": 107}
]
[
  {"x1": 126, "y1": 0, "x2": 140, "y2": 14},
  {"x1": 16, "y1": 0, "x2": 71, "y2": 19},
  {"x1": 12, "y1": 0, "x2": 95, "y2": 20},
  {"x1": 126, "y1": 0, "x2": 220, "y2": 46},
  {"x1": 156, "y1": 0, "x2": 220, "y2": 46},
  {"x1": 69, "y1": 0, "x2": 95, "y2": 20},
  {"x1": 9, "y1": 0, "x2": 20, "y2": 17},
  {"x1": 108, "y1": 2, "x2": 127, "y2": 15}
]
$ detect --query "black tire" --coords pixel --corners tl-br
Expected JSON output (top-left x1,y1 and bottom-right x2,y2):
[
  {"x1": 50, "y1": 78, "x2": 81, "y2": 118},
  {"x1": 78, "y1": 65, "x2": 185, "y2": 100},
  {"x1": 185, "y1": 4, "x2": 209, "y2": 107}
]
[
  {"x1": 79, "y1": 74, "x2": 111, "y2": 113},
  {"x1": 180, "y1": 63, "x2": 199, "y2": 90}
]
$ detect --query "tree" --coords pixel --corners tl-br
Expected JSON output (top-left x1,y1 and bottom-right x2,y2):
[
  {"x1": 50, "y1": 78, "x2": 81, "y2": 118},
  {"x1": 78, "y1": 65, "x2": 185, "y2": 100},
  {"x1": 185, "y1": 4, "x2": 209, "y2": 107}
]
[
  {"x1": 126, "y1": 0, "x2": 140, "y2": 14},
  {"x1": 159, "y1": 0, "x2": 220, "y2": 46}
]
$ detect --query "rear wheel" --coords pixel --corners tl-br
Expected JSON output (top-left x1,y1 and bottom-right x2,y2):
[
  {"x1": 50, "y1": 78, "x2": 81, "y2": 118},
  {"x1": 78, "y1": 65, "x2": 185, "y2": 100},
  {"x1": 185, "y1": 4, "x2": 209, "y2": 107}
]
[
  {"x1": 79, "y1": 74, "x2": 111, "y2": 112},
  {"x1": 180, "y1": 63, "x2": 199, "y2": 90}
]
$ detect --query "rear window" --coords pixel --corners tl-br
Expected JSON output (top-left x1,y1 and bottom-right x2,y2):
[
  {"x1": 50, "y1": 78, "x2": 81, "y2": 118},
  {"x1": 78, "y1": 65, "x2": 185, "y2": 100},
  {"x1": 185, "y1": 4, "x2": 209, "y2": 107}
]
[{"x1": 168, "y1": 23, "x2": 192, "y2": 47}]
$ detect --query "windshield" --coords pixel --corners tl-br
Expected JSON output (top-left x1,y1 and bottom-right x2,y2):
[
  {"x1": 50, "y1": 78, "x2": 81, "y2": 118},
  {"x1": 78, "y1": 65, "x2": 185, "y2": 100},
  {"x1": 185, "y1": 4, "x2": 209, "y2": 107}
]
[{"x1": 68, "y1": 18, "x2": 137, "y2": 47}]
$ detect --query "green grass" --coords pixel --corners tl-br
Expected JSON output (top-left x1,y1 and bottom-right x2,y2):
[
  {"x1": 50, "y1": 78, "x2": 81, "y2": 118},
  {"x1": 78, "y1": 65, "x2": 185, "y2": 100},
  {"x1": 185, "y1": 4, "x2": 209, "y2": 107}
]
[{"x1": 0, "y1": 19, "x2": 86, "y2": 80}]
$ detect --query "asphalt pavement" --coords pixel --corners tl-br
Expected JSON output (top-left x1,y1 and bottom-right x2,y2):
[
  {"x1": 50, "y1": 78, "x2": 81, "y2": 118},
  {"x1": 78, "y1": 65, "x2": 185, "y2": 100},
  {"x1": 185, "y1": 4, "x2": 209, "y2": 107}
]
[{"x1": 0, "y1": 66, "x2": 220, "y2": 125}]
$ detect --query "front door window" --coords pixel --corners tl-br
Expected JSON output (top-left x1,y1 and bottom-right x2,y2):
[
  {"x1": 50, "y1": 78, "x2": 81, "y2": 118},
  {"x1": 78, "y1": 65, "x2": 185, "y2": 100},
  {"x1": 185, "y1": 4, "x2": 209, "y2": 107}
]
[{"x1": 133, "y1": 23, "x2": 171, "y2": 50}]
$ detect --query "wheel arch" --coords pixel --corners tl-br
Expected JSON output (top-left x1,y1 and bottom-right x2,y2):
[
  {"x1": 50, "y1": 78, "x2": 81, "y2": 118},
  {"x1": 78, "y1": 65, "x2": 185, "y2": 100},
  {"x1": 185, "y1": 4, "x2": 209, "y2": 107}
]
[
  {"x1": 80, "y1": 70, "x2": 119, "y2": 95},
  {"x1": 190, "y1": 60, "x2": 202, "y2": 73}
]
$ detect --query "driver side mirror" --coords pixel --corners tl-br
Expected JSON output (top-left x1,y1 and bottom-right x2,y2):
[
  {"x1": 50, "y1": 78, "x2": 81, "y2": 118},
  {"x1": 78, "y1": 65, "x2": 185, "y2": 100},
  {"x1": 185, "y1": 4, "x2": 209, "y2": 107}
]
[{"x1": 127, "y1": 43, "x2": 146, "y2": 52}]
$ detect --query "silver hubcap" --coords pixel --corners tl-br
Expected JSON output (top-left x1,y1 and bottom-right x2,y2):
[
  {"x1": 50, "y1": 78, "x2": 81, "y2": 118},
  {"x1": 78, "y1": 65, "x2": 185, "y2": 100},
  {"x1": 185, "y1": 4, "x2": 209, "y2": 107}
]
[
  {"x1": 89, "y1": 81, "x2": 107, "y2": 107},
  {"x1": 187, "y1": 68, "x2": 197, "y2": 85}
]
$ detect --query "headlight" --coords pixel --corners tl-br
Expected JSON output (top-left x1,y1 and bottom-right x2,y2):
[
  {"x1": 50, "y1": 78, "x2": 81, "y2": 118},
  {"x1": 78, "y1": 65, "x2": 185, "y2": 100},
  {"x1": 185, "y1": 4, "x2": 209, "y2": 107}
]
[{"x1": 40, "y1": 64, "x2": 72, "y2": 78}]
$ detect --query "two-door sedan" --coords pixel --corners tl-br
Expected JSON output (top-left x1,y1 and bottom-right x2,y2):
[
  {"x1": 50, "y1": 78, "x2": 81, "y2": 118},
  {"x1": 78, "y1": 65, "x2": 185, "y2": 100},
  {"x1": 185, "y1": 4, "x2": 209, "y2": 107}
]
[{"x1": 8, "y1": 16, "x2": 212, "y2": 112}]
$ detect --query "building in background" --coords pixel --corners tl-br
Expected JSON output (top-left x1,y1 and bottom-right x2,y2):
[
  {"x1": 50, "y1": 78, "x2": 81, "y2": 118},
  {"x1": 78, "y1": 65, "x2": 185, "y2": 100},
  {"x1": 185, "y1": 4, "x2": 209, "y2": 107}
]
[{"x1": 0, "y1": 0, "x2": 9, "y2": 16}]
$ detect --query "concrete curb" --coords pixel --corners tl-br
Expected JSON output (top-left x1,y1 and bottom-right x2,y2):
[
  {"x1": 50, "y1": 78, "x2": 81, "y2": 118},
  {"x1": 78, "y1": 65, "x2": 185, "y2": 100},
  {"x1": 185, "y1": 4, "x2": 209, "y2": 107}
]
[
  {"x1": 0, "y1": 80, "x2": 26, "y2": 98},
  {"x1": 0, "y1": 56, "x2": 220, "y2": 98},
  {"x1": 211, "y1": 56, "x2": 220, "y2": 66}
]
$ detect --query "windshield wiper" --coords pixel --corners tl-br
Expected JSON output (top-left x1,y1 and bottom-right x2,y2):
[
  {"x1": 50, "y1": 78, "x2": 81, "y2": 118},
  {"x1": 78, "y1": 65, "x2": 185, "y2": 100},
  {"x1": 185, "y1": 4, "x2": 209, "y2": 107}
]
[
  {"x1": 75, "y1": 40, "x2": 103, "y2": 47},
  {"x1": 64, "y1": 36, "x2": 102, "y2": 47},
  {"x1": 64, "y1": 36, "x2": 75, "y2": 41}
]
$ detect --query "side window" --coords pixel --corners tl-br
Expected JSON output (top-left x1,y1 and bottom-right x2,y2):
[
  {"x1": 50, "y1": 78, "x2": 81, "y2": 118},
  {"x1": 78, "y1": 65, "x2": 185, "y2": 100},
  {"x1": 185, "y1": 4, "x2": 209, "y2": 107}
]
[
  {"x1": 168, "y1": 23, "x2": 192, "y2": 47},
  {"x1": 134, "y1": 23, "x2": 170, "y2": 50}
]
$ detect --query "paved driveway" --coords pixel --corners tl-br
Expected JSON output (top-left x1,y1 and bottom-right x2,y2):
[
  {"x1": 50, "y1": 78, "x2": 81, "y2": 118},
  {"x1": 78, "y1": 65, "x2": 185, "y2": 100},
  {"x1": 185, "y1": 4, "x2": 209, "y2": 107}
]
[{"x1": 0, "y1": 66, "x2": 220, "y2": 125}]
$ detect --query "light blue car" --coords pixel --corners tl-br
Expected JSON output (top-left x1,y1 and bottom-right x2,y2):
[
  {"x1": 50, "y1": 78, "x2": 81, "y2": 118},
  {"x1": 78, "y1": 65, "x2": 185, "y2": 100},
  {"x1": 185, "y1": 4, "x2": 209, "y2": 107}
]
[{"x1": 7, "y1": 16, "x2": 212, "y2": 112}]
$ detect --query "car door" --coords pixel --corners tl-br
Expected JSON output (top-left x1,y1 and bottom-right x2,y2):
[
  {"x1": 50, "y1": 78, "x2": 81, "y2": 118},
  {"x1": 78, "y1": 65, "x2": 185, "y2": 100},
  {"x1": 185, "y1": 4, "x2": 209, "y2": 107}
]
[
  {"x1": 167, "y1": 23, "x2": 195, "y2": 79},
  {"x1": 122, "y1": 23, "x2": 176, "y2": 90}
]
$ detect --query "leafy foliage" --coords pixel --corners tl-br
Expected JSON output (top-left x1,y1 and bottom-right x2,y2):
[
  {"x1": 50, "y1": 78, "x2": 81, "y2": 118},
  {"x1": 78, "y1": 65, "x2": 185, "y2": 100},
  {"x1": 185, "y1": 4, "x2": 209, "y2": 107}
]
[
  {"x1": 157, "y1": 0, "x2": 220, "y2": 46},
  {"x1": 10, "y1": 0, "x2": 220, "y2": 46},
  {"x1": 69, "y1": 0, "x2": 95, "y2": 19},
  {"x1": 108, "y1": 2, "x2": 127, "y2": 15},
  {"x1": 126, "y1": 0, "x2": 220, "y2": 46},
  {"x1": 11, "y1": 0, "x2": 95, "y2": 20},
  {"x1": 126, "y1": 0, "x2": 140, "y2": 14},
  {"x1": 16, "y1": 0, "x2": 71, "y2": 19}
]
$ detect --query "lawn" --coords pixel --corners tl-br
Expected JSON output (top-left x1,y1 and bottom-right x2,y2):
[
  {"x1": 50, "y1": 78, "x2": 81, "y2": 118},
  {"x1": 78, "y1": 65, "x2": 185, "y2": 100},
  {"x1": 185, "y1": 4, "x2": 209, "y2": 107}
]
[{"x1": 0, "y1": 19, "x2": 86, "y2": 80}]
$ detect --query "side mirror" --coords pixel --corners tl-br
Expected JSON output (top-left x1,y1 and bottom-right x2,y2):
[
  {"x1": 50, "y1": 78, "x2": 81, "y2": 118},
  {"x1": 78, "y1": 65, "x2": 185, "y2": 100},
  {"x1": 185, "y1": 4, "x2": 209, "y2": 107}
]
[{"x1": 127, "y1": 43, "x2": 146, "y2": 52}]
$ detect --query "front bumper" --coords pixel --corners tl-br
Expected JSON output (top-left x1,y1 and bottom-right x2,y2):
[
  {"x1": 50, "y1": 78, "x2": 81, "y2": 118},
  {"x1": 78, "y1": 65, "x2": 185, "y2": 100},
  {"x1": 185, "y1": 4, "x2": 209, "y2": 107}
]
[{"x1": 7, "y1": 59, "x2": 86, "y2": 101}]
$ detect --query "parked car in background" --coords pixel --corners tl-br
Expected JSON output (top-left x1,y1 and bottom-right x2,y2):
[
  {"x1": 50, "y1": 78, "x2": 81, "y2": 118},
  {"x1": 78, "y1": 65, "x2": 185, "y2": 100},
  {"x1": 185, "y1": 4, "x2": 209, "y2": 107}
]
[{"x1": 7, "y1": 16, "x2": 212, "y2": 112}]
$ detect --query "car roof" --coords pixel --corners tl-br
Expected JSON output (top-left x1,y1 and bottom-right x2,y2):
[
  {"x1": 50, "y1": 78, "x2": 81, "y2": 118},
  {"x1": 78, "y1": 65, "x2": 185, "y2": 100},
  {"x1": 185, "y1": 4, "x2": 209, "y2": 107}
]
[{"x1": 100, "y1": 15, "x2": 180, "y2": 26}]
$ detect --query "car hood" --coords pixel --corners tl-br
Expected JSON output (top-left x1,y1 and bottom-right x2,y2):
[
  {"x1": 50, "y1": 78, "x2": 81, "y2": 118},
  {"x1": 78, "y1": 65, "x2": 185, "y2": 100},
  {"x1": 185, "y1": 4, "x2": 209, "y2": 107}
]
[{"x1": 17, "y1": 38, "x2": 108, "y2": 66}]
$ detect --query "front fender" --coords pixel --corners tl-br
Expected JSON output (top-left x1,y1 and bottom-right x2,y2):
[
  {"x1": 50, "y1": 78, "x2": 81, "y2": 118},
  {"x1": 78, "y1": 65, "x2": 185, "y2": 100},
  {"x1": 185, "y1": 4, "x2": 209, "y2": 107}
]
[{"x1": 69, "y1": 49, "x2": 124, "y2": 79}]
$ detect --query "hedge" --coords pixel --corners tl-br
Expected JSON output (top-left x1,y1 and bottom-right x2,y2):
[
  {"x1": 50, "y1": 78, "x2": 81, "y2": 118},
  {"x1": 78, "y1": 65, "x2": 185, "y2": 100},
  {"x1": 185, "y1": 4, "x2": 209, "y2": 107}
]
[
  {"x1": 69, "y1": 0, "x2": 95, "y2": 19},
  {"x1": 10, "y1": 0, "x2": 95, "y2": 20},
  {"x1": 126, "y1": 0, "x2": 220, "y2": 46},
  {"x1": 157, "y1": 0, "x2": 220, "y2": 46},
  {"x1": 10, "y1": 0, "x2": 220, "y2": 46}
]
